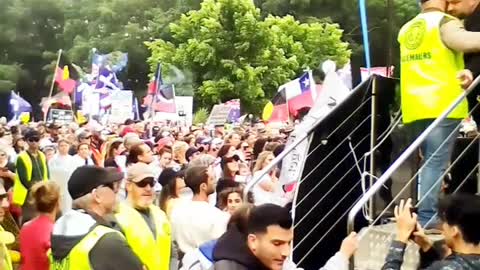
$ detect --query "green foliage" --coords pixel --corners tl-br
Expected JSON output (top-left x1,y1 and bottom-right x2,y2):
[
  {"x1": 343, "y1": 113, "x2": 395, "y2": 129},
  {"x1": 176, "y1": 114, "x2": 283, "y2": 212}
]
[
  {"x1": 0, "y1": 0, "x2": 416, "y2": 117},
  {"x1": 147, "y1": 0, "x2": 350, "y2": 113},
  {"x1": 255, "y1": 0, "x2": 418, "y2": 69},
  {"x1": 193, "y1": 107, "x2": 210, "y2": 125}
]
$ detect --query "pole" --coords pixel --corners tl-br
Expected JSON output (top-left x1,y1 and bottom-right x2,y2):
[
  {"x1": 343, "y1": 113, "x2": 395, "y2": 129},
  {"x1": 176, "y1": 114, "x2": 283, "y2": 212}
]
[
  {"x1": 386, "y1": 0, "x2": 394, "y2": 76},
  {"x1": 45, "y1": 49, "x2": 62, "y2": 121},
  {"x1": 359, "y1": 0, "x2": 372, "y2": 73},
  {"x1": 48, "y1": 49, "x2": 62, "y2": 99},
  {"x1": 149, "y1": 63, "x2": 161, "y2": 120},
  {"x1": 368, "y1": 76, "x2": 377, "y2": 221}
]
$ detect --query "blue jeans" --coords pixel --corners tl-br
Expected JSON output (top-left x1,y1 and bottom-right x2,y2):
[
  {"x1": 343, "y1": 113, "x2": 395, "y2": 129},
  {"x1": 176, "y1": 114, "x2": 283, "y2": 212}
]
[{"x1": 408, "y1": 119, "x2": 460, "y2": 227}]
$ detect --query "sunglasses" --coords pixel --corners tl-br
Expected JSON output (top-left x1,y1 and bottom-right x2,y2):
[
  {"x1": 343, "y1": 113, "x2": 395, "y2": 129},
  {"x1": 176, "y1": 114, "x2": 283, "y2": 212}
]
[
  {"x1": 134, "y1": 178, "x2": 156, "y2": 188},
  {"x1": 28, "y1": 137, "x2": 40, "y2": 142},
  {"x1": 0, "y1": 193, "x2": 8, "y2": 200}
]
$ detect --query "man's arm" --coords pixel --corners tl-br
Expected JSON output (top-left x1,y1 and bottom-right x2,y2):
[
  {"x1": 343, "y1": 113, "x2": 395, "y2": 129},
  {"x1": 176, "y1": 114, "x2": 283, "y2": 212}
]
[
  {"x1": 90, "y1": 232, "x2": 144, "y2": 270},
  {"x1": 382, "y1": 241, "x2": 407, "y2": 270},
  {"x1": 440, "y1": 17, "x2": 480, "y2": 53}
]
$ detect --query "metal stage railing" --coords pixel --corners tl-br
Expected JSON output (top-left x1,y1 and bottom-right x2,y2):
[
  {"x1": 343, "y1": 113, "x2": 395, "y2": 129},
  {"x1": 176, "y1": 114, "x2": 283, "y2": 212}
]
[
  {"x1": 347, "y1": 74, "x2": 480, "y2": 270},
  {"x1": 243, "y1": 73, "x2": 480, "y2": 270}
]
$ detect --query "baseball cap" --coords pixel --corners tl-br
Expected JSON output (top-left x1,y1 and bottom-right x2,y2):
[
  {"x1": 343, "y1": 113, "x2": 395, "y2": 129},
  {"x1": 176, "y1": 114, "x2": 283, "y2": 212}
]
[
  {"x1": 77, "y1": 131, "x2": 92, "y2": 140},
  {"x1": 68, "y1": 166, "x2": 124, "y2": 200},
  {"x1": 222, "y1": 154, "x2": 241, "y2": 164},
  {"x1": 24, "y1": 129, "x2": 40, "y2": 140},
  {"x1": 127, "y1": 163, "x2": 155, "y2": 183},
  {"x1": 185, "y1": 147, "x2": 204, "y2": 161},
  {"x1": 157, "y1": 167, "x2": 185, "y2": 187}
]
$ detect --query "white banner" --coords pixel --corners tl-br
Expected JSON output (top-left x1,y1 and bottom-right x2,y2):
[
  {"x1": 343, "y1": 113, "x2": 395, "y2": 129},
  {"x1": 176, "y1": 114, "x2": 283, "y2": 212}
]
[
  {"x1": 279, "y1": 63, "x2": 351, "y2": 185},
  {"x1": 109, "y1": 90, "x2": 133, "y2": 123}
]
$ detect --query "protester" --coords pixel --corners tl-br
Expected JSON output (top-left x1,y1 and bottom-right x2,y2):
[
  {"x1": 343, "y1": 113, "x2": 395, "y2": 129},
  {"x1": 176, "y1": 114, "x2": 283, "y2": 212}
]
[
  {"x1": 158, "y1": 147, "x2": 173, "y2": 170},
  {"x1": 13, "y1": 129, "x2": 49, "y2": 224},
  {"x1": 48, "y1": 139, "x2": 75, "y2": 212},
  {"x1": 220, "y1": 155, "x2": 240, "y2": 180},
  {"x1": 0, "y1": 182, "x2": 13, "y2": 270},
  {"x1": 72, "y1": 143, "x2": 95, "y2": 167},
  {"x1": 0, "y1": 147, "x2": 15, "y2": 191},
  {"x1": 127, "y1": 143, "x2": 154, "y2": 166},
  {"x1": 172, "y1": 141, "x2": 189, "y2": 168},
  {"x1": 217, "y1": 187, "x2": 253, "y2": 214},
  {"x1": 170, "y1": 165, "x2": 230, "y2": 254},
  {"x1": 115, "y1": 163, "x2": 172, "y2": 270},
  {"x1": 158, "y1": 168, "x2": 187, "y2": 218},
  {"x1": 212, "y1": 203, "x2": 292, "y2": 270},
  {"x1": 19, "y1": 181, "x2": 60, "y2": 270},
  {"x1": 383, "y1": 196, "x2": 480, "y2": 269},
  {"x1": 181, "y1": 204, "x2": 254, "y2": 270},
  {"x1": 104, "y1": 139, "x2": 125, "y2": 169},
  {"x1": 49, "y1": 166, "x2": 144, "y2": 270},
  {"x1": 252, "y1": 151, "x2": 278, "y2": 205}
]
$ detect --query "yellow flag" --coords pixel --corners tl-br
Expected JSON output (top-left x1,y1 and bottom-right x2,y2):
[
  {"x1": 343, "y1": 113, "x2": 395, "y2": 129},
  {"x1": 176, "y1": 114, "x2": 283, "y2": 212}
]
[
  {"x1": 262, "y1": 101, "x2": 274, "y2": 121},
  {"x1": 76, "y1": 111, "x2": 87, "y2": 124},
  {"x1": 62, "y1": 65, "x2": 70, "y2": 80},
  {"x1": 19, "y1": 112, "x2": 30, "y2": 124}
]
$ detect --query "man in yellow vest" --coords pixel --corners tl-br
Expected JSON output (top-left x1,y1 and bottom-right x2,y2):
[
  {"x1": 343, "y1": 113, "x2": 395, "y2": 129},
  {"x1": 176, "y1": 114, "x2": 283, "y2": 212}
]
[
  {"x1": 50, "y1": 166, "x2": 145, "y2": 270},
  {"x1": 0, "y1": 183, "x2": 13, "y2": 270},
  {"x1": 13, "y1": 129, "x2": 49, "y2": 224},
  {"x1": 115, "y1": 162, "x2": 172, "y2": 270},
  {"x1": 398, "y1": 0, "x2": 480, "y2": 228}
]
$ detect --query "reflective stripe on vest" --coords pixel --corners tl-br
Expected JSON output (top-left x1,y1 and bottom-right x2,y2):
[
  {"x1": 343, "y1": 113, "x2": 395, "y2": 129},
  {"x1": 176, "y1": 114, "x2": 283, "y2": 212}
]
[
  {"x1": 115, "y1": 203, "x2": 172, "y2": 270},
  {"x1": 13, "y1": 151, "x2": 48, "y2": 206},
  {"x1": 49, "y1": 226, "x2": 120, "y2": 270},
  {"x1": 398, "y1": 11, "x2": 468, "y2": 124}
]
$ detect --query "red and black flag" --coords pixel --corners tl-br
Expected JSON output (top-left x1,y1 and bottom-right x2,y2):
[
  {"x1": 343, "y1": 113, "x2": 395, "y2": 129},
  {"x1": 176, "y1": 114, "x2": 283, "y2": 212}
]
[{"x1": 262, "y1": 88, "x2": 288, "y2": 122}]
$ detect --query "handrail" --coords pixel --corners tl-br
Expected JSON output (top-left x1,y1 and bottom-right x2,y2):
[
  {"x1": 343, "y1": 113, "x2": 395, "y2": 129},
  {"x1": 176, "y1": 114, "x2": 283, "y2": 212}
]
[{"x1": 347, "y1": 75, "x2": 480, "y2": 269}]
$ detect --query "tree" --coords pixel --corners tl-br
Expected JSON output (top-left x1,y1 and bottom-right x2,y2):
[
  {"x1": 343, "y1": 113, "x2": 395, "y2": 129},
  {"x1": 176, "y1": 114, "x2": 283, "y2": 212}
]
[
  {"x1": 255, "y1": 0, "x2": 418, "y2": 71},
  {"x1": 0, "y1": 0, "x2": 66, "y2": 118},
  {"x1": 147, "y1": 0, "x2": 350, "y2": 113}
]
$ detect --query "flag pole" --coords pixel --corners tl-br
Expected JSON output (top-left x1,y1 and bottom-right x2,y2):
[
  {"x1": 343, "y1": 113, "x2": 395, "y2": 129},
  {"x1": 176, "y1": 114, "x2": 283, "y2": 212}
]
[
  {"x1": 48, "y1": 49, "x2": 62, "y2": 99},
  {"x1": 149, "y1": 63, "x2": 161, "y2": 120}
]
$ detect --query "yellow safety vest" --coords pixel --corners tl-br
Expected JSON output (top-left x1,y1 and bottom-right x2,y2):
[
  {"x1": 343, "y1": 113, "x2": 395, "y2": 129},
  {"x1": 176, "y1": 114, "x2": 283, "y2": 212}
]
[
  {"x1": 115, "y1": 203, "x2": 171, "y2": 270},
  {"x1": 49, "y1": 225, "x2": 121, "y2": 270},
  {"x1": 13, "y1": 151, "x2": 48, "y2": 206},
  {"x1": 398, "y1": 11, "x2": 468, "y2": 124},
  {"x1": 0, "y1": 226, "x2": 12, "y2": 270}
]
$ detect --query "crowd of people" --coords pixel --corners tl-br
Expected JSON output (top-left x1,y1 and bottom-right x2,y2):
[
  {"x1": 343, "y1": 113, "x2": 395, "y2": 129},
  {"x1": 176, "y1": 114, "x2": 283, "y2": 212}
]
[{"x1": 0, "y1": 118, "x2": 360, "y2": 270}]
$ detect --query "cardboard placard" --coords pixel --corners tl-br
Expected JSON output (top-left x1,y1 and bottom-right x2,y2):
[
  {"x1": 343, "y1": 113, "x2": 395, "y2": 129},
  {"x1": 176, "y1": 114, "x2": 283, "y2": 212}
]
[
  {"x1": 49, "y1": 109, "x2": 74, "y2": 125},
  {"x1": 207, "y1": 104, "x2": 232, "y2": 126}
]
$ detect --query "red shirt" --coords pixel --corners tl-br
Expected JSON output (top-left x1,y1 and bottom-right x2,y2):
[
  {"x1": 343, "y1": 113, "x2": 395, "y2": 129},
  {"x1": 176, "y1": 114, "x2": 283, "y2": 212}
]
[{"x1": 19, "y1": 215, "x2": 54, "y2": 270}]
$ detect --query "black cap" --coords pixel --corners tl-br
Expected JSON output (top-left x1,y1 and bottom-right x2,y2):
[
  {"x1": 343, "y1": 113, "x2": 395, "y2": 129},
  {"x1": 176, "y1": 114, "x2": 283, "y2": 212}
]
[
  {"x1": 185, "y1": 147, "x2": 204, "y2": 161},
  {"x1": 68, "y1": 166, "x2": 124, "y2": 200},
  {"x1": 157, "y1": 167, "x2": 185, "y2": 187},
  {"x1": 223, "y1": 154, "x2": 240, "y2": 163},
  {"x1": 24, "y1": 129, "x2": 40, "y2": 140}
]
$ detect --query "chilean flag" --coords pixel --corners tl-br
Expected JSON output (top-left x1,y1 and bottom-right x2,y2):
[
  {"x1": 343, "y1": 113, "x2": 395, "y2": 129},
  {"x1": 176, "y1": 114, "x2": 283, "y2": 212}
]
[{"x1": 280, "y1": 72, "x2": 317, "y2": 118}]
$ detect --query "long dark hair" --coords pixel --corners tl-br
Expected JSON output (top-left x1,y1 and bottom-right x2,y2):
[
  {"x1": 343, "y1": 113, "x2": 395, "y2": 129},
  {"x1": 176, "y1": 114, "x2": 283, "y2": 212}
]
[
  {"x1": 106, "y1": 141, "x2": 123, "y2": 161},
  {"x1": 217, "y1": 144, "x2": 233, "y2": 159},
  {"x1": 159, "y1": 173, "x2": 179, "y2": 213}
]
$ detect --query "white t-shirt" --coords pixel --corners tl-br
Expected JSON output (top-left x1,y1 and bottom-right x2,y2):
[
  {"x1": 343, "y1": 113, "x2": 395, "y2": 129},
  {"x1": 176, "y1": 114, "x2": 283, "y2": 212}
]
[{"x1": 170, "y1": 200, "x2": 230, "y2": 254}]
